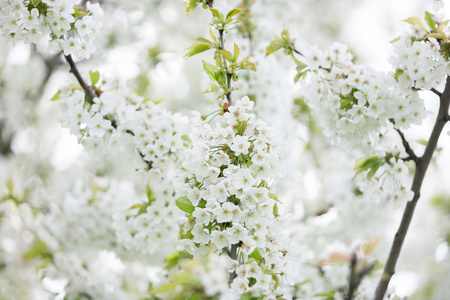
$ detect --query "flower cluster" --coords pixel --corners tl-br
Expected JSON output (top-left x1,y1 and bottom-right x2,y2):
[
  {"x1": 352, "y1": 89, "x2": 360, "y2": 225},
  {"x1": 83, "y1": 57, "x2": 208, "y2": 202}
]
[
  {"x1": 355, "y1": 156, "x2": 414, "y2": 203},
  {"x1": 390, "y1": 25, "x2": 450, "y2": 92},
  {"x1": 58, "y1": 87, "x2": 187, "y2": 170},
  {"x1": 151, "y1": 254, "x2": 234, "y2": 299},
  {"x1": 113, "y1": 169, "x2": 183, "y2": 260},
  {"x1": 175, "y1": 96, "x2": 289, "y2": 298},
  {"x1": 299, "y1": 43, "x2": 427, "y2": 155},
  {"x1": 59, "y1": 85, "x2": 188, "y2": 259},
  {"x1": 0, "y1": 0, "x2": 103, "y2": 58}
]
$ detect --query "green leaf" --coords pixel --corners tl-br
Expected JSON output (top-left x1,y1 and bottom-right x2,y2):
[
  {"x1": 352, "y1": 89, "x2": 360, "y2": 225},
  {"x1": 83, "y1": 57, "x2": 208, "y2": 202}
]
[
  {"x1": 226, "y1": 8, "x2": 242, "y2": 20},
  {"x1": 31, "y1": 0, "x2": 40, "y2": 7},
  {"x1": 51, "y1": 90, "x2": 62, "y2": 101},
  {"x1": 240, "y1": 295, "x2": 252, "y2": 300},
  {"x1": 210, "y1": 8, "x2": 221, "y2": 18},
  {"x1": 394, "y1": 68, "x2": 404, "y2": 81},
  {"x1": 185, "y1": 41, "x2": 213, "y2": 57},
  {"x1": 242, "y1": 61, "x2": 256, "y2": 72},
  {"x1": 266, "y1": 39, "x2": 282, "y2": 56},
  {"x1": 176, "y1": 196, "x2": 195, "y2": 214},
  {"x1": 273, "y1": 203, "x2": 279, "y2": 216},
  {"x1": 425, "y1": 32, "x2": 445, "y2": 39},
  {"x1": 417, "y1": 139, "x2": 428, "y2": 146},
  {"x1": 268, "y1": 192, "x2": 281, "y2": 203},
  {"x1": 250, "y1": 248, "x2": 262, "y2": 261},
  {"x1": 354, "y1": 155, "x2": 385, "y2": 179},
  {"x1": 218, "y1": 49, "x2": 233, "y2": 62},
  {"x1": 149, "y1": 283, "x2": 177, "y2": 295},
  {"x1": 437, "y1": 28, "x2": 449, "y2": 41},
  {"x1": 233, "y1": 44, "x2": 240, "y2": 62},
  {"x1": 202, "y1": 61, "x2": 219, "y2": 82},
  {"x1": 164, "y1": 250, "x2": 192, "y2": 270},
  {"x1": 404, "y1": 17, "x2": 428, "y2": 32},
  {"x1": 146, "y1": 185, "x2": 155, "y2": 203},
  {"x1": 23, "y1": 239, "x2": 53, "y2": 265},
  {"x1": 202, "y1": 85, "x2": 220, "y2": 93},
  {"x1": 185, "y1": 0, "x2": 200, "y2": 16},
  {"x1": 127, "y1": 203, "x2": 142, "y2": 210},
  {"x1": 89, "y1": 71, "x2": 100, "y2": 85},
  {"x1": 209, "y1": 28, "x2": 217, "y2": 42},
  {"x1": 425, "y1": 11, "x2": 437, "y2": 31},
  {"x1": 73, "y1": 7, "x2": 88, "y2": 18}
]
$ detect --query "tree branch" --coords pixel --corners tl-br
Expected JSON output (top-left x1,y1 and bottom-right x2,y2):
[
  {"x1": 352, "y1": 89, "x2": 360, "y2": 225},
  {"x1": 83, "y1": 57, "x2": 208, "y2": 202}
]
[
  {"x1": 228, "y1": 243, "x2": 238, "y2": 283},
  {"x1": 393, "y1": 127, "x2": 418, "y2": 162},
  {"x1": 346, "y1": 253, "x2": 358, "y2": 300},
  {"x1": 431, "y1": 87, "x2": 442, "y2": 97},
  {"x1": 64, "y1": 54, "x2": 97, "y2": 104},
  {"x1": 374, "y1": 76, "x2": 450, "y2": 300}
]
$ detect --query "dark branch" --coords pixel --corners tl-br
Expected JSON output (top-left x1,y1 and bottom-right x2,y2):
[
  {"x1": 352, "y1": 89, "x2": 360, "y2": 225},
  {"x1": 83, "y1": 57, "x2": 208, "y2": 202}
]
[
  {"x1": 431, "y1": 88, "x2": 442, "y2": 97},
  {"x1": 228, "y1": 244, "x2": 238, "y2": 284},
  {"x1": 346, "y1": 254, "x2": 358, "y2": 300},
  {"x1": 64, "y1": 54, "x2": 97, "y2": 104},
  {"x1": 375, "y1": 76, "x2": 450, "y2": 299},
  {"x1": 393, "y1": 127, "x2": 418, "y2": 162}
]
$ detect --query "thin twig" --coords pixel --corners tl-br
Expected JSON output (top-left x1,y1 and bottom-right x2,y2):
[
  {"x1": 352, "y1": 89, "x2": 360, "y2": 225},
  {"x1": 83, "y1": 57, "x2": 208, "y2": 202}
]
[
  {"x1": 393, "y1": 126, "x2": 418, "y2": 162},
  {"x1": 64, "y1": 54, "x2": 97, "y2": 104},
  {"x1": 431, "y1": 88, "x2": 442, "y2": 97},
  {"x1": 374, "y1": 76, "x2": 450, "y2": 299},
  {"x1": 292, "y1": 45, "x2": 303, "y2": 57}
]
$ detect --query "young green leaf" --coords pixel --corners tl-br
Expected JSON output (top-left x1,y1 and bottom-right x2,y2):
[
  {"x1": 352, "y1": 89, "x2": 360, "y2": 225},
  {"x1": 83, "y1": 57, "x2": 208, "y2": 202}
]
[
  {"x1": 233, "y1": 44, "x2": 240, "y2": 62},
  {"x1": 89, "y1": 70, "x2": 100, "y2": 85},
  {"x1": 218, "y1": 49, "x2": 233, "y2": 62},
  {"x1": 404, "y1": 17, "x2": 428, "y2": 32},
  {"x1": 202, "y1": 61, "x2": 219, "y2": 81},
  {"x1": 226, "y1": 8, "x2": 243, "y2": 20},
  {"x1": 185, "y1": 41, "x2": 213, "y2": 57},
  {"x1": 210, "y1": 8, "x2": 221, "y2": 18},
  {"x1": 176, "y1": 196, "x2": 195, "y2": 214},
  {"x1": 424, "y1": 11, "x2": 437, "y2": 31},
  {"x1": 209, "y1": 28, "x2": 217, "y2": 42},
  {"x1": 250, "y1": 248, "x2": 262, "y2": 261}
]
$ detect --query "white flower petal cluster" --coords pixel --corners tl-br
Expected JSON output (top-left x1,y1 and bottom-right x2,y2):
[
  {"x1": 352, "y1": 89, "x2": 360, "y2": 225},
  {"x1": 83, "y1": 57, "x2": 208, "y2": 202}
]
[
  {"x1": 426, "y1": 0, "x2": 444, "y2": 11},
  {"x1": 355, "y1": 157, "x2": 414, "y2": 203},
  {"x1": 59, "y1": 87, "x2": 187, "y2": 168},
  {"x1": 112, "y1": 169, "x2": 183, "y2": 259},
  {"x1": 0, "y1": 0, "x2": 103, "y2": 58},
  {"x1": 390, "y1": 26, "x2": 450, "y2": 92},
  {"x1": 175, "y1": 96, "x2": 289, "y2": 298},
  {"x1": 44, "y1": 251, "x2": 129, "y2": 300},
  {"x1": 59, "y1": 86, "x2": 188, "y2": 259},
  {"x1": 299, "y1": 42, "x2": 427, "y2": 155}
]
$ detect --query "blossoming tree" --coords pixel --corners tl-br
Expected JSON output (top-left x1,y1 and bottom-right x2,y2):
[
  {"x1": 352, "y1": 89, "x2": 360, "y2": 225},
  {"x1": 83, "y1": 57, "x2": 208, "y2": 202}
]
[{"x1": 1, "y1": 0, "x2": 450, "y2": 299}]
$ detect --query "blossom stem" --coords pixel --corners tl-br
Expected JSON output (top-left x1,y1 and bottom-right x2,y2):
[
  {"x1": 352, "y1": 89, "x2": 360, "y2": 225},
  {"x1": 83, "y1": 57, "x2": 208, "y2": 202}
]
[
  {"x1": 64, "y1": 54, "x2": 97, "y2": 104},
  {"x1": 374, "y1": 76, "x2": 450, "y2": 300}
]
